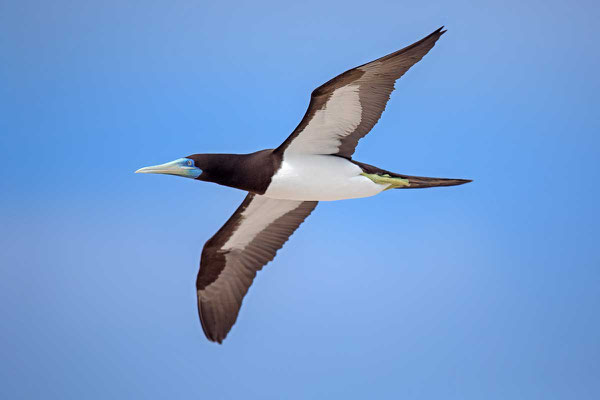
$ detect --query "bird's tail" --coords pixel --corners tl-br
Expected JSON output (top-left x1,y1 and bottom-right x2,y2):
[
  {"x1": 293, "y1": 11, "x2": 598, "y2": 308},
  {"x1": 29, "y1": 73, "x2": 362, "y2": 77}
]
[
  {"x1": 354, "y1": 160, "x2": 471, "y2": 189},
  {"x1": 391, "y1": 173, "x2": 471, "y2": 189},
  {"x1": 361, "y1": 172, "x2": 471, "y2": 189}
]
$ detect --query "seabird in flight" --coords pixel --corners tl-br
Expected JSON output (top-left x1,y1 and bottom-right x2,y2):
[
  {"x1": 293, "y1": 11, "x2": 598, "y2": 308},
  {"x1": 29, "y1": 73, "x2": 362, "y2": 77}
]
[{"x1": 137, "y1": 27, "x2": 470, "y2": 343}]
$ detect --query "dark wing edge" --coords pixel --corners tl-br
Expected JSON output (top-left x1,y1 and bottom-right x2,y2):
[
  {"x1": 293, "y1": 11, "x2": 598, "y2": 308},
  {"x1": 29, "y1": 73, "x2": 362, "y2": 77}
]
[
  {"x1": 274, "y1": 26, "x2": 446, "y2": 158},
  {"x1": 196, "y1": 193, "x2": 318, "y2": 343}
]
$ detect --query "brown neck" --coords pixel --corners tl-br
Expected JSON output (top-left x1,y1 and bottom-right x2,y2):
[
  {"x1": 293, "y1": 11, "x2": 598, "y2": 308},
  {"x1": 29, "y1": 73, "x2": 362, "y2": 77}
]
[{"x1": 189, "y1": 149, "x2": 281, "y2": 194}]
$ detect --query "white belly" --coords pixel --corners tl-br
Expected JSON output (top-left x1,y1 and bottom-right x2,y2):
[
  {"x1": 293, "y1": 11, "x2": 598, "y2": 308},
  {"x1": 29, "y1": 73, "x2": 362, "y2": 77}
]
[{"x1": 264, "y1": 154, "x2": 389, "y2": 201}]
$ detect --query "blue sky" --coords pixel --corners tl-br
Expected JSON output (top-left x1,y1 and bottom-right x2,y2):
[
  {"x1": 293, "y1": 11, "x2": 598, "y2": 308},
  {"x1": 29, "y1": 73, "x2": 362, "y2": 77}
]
[{"x1": 1, "y1": 0, "x2": 599, "y2": 398}]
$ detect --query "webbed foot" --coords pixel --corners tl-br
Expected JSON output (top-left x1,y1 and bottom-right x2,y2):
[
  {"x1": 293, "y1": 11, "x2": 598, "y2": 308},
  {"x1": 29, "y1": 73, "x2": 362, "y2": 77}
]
[{"x1": 360, "y1": 173, "x2": 410, "y2": 189}]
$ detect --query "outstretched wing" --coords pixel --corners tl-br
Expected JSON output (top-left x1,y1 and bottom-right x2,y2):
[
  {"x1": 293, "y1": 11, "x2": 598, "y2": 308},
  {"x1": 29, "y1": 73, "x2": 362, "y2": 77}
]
[
  {"x1": 275, "y1": 27, "x2": 445, "y2": 158},
  {"x1": 196, "y1": 193, "x2": 318, "y2": 343}
]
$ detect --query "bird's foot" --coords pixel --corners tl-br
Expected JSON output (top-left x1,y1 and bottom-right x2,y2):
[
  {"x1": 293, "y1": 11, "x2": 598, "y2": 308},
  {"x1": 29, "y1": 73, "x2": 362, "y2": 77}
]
[{"x1": 360, "y1": 173, "x2": 410, "y2": 189}]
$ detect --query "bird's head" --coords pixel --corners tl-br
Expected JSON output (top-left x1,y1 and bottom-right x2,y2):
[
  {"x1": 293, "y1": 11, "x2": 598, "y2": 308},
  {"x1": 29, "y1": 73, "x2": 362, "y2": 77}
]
[{"x1": 135, "y1": 156, "x2": 203, "y2": 179}]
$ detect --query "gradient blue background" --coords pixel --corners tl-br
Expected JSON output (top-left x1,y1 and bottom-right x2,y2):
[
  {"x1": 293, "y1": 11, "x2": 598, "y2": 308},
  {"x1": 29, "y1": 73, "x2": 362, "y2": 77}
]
[{"x1": 2, "y1": 0, "x2": 599, "y2": 398}]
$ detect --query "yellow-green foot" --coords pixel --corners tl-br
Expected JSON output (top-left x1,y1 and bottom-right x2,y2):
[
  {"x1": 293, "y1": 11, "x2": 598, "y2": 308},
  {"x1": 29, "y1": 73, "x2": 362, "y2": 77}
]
[{"x1": 361, "y1": 173, "x2": 410, "y2": 189}]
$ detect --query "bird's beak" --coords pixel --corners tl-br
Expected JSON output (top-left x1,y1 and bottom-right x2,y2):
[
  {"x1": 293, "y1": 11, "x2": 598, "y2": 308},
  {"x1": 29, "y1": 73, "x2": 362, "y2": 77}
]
[{"x1": 135, "y1": 158, "x2": 202, "y2": 179}]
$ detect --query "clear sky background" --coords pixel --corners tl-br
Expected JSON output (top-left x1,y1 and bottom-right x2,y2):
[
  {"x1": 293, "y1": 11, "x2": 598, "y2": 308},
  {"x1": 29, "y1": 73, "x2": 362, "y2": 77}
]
[{"x1": 1, "y1": 0, "x2": 599, "y2": 398}]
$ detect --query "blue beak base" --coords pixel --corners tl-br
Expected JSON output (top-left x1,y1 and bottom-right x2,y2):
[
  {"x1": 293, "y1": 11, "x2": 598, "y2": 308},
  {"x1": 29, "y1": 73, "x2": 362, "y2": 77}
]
[{"x1": 135, "y1": 158, "x2": 202, "y2": 179}]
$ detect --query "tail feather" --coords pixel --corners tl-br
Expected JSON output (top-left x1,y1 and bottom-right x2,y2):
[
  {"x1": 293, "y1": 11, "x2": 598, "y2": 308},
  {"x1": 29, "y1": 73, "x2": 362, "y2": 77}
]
[
  {"x1": 352, "y1": 159, "x2": 471, "y2": 189},
  {"x1": 392, "y1": 174, "x2": 471, "y2": 189}
]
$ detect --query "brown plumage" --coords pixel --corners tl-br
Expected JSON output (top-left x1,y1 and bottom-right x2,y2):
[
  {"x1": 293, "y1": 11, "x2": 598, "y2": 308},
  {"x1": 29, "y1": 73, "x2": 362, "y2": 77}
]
[
  {"x1": 276, "y1": 27, "x2": 446, "y2": 158},
  {"x1": 197, "y1": 194, "x2": 317, "y2": 343},
  {"x1": 137, "y1": 27, "x2": 471, "y2": 344}
]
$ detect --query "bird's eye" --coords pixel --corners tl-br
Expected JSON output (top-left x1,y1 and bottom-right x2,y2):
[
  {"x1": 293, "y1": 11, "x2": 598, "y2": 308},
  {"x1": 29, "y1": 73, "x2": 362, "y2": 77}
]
[{"x1": 187, "y1": 160, "x2": 192, "y2": 166}]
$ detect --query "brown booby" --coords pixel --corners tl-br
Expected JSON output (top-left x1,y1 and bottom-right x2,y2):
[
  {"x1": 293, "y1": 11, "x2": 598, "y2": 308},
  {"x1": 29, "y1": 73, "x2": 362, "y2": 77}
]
[{"x1": 136, "y1": 27, "x2": 470, "y2": 343}]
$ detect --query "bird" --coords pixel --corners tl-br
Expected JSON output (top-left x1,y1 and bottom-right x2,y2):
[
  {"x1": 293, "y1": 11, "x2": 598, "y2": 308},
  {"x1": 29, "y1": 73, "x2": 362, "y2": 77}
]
[{"x1": 136, "y1": 27, "x2": 470, "y2": 343}]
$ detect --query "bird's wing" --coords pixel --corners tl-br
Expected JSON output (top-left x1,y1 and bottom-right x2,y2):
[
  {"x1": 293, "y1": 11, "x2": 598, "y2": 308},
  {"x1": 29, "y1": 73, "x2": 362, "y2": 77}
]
[
  {"x1": 196, "y1": 193, "x2": 318, "y2": 343},
  {"x1": 275, "y1": 27, "x2": 445, "y2": 158}
]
